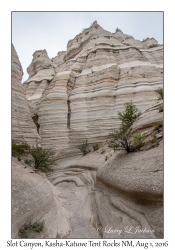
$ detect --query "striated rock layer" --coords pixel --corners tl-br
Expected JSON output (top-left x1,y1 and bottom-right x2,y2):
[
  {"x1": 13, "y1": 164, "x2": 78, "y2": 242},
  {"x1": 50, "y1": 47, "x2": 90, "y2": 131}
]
[
  {"x1": 23, "y1": 21, "x2": 163, "y2": 159},
  {"x1": 12, "y1": 44, "x2": 40, "y2": 144},
  {"x1": 12, "y1": 158, "x2": 71, "y2": 238},
  {"x1": 46, "y1": 103, "x2": 163, "y2": 238},
  {"x1": 95, "y1": 111, "x2": 163, "y2": 239},
  {"x1": 12, "y1": 21, "x2": 163, "y2": 239}
]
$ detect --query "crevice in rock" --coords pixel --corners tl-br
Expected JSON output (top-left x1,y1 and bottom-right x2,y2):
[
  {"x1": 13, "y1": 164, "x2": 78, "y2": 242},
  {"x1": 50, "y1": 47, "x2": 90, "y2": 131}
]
[
  {"x1": 67, "y1": 100, "x2": 71, "y2": 129},
  {"x1": 32, "y1": 113, "x2": 40, "y2": 134}
]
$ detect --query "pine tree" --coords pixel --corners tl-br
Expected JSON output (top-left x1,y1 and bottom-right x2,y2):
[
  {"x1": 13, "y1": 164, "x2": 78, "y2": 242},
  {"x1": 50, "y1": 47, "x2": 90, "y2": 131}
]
[{"x1": 109, "y1": 101, "x2": 142, "y2": 152}]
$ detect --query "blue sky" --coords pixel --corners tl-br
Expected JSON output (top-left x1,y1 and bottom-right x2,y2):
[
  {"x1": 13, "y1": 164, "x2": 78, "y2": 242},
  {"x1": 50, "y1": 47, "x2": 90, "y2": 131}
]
[{"x1": 12, "y1": 12, "x2": 163, "y2": 82}]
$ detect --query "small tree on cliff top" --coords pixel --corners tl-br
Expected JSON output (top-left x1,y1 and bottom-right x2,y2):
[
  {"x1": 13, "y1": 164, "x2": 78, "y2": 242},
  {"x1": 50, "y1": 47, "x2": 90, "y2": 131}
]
[{"x1": 109, "y1": 101, "x2": 142, "y2": 152}]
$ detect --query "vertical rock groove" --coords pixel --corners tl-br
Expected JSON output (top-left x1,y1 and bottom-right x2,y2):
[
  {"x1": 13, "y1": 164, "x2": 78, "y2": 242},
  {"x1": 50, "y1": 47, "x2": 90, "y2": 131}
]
[
  {"x1": 32, "y1": 113, "x2": 40, "y2": 134},
  {"x1": 67, "y1": 100, "x2": 71, "y2": 129}
]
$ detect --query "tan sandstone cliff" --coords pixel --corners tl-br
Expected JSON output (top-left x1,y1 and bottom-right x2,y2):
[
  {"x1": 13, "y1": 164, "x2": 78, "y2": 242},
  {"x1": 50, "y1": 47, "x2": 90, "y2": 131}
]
[
  {"x1": 12, "y1": 45, "x2": 71, "y2": 238},
  {"x1": 12, "y1": 21, "x2": 163, "y2": 238},
  {"x1": 23, "y1": 21, "x2": 163, "y2": 160},
  {"x1": 12, "y1": 44, "x2": 40, "y2": 144}
]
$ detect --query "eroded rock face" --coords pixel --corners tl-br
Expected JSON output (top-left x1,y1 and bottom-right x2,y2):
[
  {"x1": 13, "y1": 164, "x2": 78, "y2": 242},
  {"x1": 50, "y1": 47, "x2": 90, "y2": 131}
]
[
  {"x1": 46, "y1": 104, "x2": 163, "y2": 239},
  {"x1": 12, "y1": 158, "x2": 71, "y2": 238},
  {"x1": 12, "y1": 44, "x2": 41, "y2": 144},
  {"x1": 23, "y1": 21, "x2": 163, "y2": 160},
  {"x1": 142, "y1": 38, "x2": 158, "y2": 48},
  {"x1": 96, "y1": 141, "x2": 163, "y2": 238},
  {"x1": 12, "y1": 22, "x2": 163, "y2": 239},
  {"x1": 27, "y1": 49, "x2": 54, "y2": 79}
]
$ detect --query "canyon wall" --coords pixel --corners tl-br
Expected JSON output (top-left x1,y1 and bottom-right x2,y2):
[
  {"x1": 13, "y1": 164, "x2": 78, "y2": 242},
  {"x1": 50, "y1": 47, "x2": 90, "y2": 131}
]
[
  {"x1": 46, "y1": 103, "x2": 163, "y2": 238},
  {"x1": 12, "y1": 45, "x2": 71, "y2": 238},
  {"x1": 12, "y1": 21, "x2": 163, "y2": 238},
  {"x1": 23, "y1": 21, "x2": 163, "y2": 159},
  {"x1": 12, "y1": 44, "x2": 40, "y2": 144},
  {"x1": 12, "y1": 157, "x2": 71, "y2": 238}
]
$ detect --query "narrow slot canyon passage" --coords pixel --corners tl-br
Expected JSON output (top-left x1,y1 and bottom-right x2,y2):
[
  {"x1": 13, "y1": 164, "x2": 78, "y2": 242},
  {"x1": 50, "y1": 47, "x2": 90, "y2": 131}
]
[{"x1": 47, "y1": 167, "x2": 101, "y2": 238}]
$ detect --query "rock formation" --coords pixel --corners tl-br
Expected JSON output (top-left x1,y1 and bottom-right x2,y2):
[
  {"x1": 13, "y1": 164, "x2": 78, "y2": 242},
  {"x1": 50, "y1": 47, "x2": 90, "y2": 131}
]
[
  {"x1": 46, "y1": 103, "x2": 163, "y2": 239},
  {"x1": 12, "y1": 157, "x2": 71, "y2": 238},
  {"x1": 12, "y1": 44, "x2": 40, "y2": 144},
  {"x1": 12, "y1": 21, "x2": 163, "y2": 238},
  {"x1": 12, "y1": 45, "x2": 70, "y2": 238},
  {"x1": 23, "y1": 21, "x2": 163, "y2": 159}
]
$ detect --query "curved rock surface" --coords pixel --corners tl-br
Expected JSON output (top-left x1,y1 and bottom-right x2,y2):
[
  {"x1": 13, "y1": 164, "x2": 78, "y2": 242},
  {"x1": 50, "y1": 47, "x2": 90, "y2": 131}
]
[
  {"x1": 46, "y1": 140, "x2": 163, "y2": 238},
  {"x1": 12, "y1": 22, "x2": 163, "y2": 239},
  {"x1": 12, "y1": 158, "x2": 71, "y2": 238},
  {"x1": 45, "y1": 101, "x2": 163, "y2": 238},
  {"x1": 96, "y1": 141, "x2": 163, "y2": 238},
  {"x1": 12, "y1": 44, "x2": 40, "y2": 144}
]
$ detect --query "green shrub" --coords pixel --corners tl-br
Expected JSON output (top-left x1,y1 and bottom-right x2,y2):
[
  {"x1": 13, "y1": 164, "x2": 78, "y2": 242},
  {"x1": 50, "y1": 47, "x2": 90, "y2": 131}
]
[
  {"x1": 19, "y1": 219, "x2": 44, "y2": 238},
  {"x1": 24, "y1": 159, "x2": 33, "y2": 166},
  {"x1": 30, "y1": 146, "x2": 55, "y2": 172},
  {"x1": 151, "y1": 133, "x2": 159, "y2": 146},
  {"x1": 154, "y1": 120, "x2": 163, "y2": 130},
  {"x1": 31, "y1": 220, "x2": 45, "y2": 232},
  {"x1": 93, "y1": 143, "x2": 100, "y2": 151},
  {"x1": 118, "y1": 101, "x2": 142, "y2": 128},
  {"x1": 159, "y1": 105, "x2": 163, "y2": 112},
  {"x1": 78, "y1": 140, "x2": 90, "y2": 156},
  {"x1": 133, "y1": 132, "x2": 146, "y2": 149},
  {"x1": 155, "y1": 88, "x2": 163, "y2": 100},
  {"x1": 105, "y1": 155, "x2": 109, "y2": 161},
  {"x1": 108, "y1": 140, "x2": 119, "y2": 151},
  {"x1": 12, "y1": 142, "x2": 30, "y2": 157},
  {"x1": 17, "y1": 156, "x2": 21, "y2": 161},
  {"x1": 108, "y1": 102, "x2": 142, "y2": 153},
  {"x1": 148, "y1": 44, "x2": 158, "y2": 48},
  {"x1": 109, "y1": 126, "x2": 133, "y2": 152}
]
